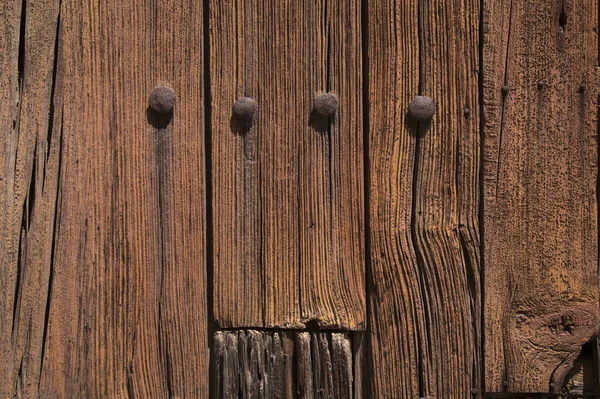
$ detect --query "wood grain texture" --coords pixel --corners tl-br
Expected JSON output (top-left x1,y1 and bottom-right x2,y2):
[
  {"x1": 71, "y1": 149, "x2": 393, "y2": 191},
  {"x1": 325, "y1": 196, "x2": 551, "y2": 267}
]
[
  {"x1": 213, "y1": 330, "x2": 362, "y2": 399},
  {"x1": 0, "y1": 1, "x2": 209, "y2": 397},
  {"x1": 366, "y1": 0, "x2": 481, "y2": 397},
  {"x1": 562, "y1": 342, "x2": 597, "y2": 398},
  {"x1": 483, "y1": 0, "x2": 599, "y2": 392},
  {"x1": 210, "y1": 0, "x2": 365, "y2": 330},
  {"x1": 0, "y1": 0, "x2": 62, "y2": 397}
]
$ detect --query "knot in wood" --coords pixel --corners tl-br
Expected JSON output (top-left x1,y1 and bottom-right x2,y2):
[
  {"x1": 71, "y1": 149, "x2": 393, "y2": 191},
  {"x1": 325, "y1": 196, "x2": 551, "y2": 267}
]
[
  {"x1": 313, "y1": 92, "x2": 339, "y2": 117},
  {"x1": 232, "y1": 97, "x2": 257, "y2": 120},
  {"x1": 408, "y1": 96, "x2": 436, "y2": 121},
  {"x1": 149, "y1": 86, "x2": 176, "y2": 114}
]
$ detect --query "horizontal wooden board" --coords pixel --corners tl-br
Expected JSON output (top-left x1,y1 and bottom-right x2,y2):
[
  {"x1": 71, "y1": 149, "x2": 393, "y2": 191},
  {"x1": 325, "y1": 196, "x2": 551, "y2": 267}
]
[
  {"x1": 210, "y1": 0, "x2": 365, "y2": 330},
  {"x1": 483, "y1": 0, "x2": 599, "y2": 392}
]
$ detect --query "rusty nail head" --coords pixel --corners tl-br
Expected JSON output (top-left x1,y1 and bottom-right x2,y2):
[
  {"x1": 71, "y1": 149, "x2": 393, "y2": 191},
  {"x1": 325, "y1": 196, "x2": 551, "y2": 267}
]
[
  {"x1": 537, "y1": 81, "x2": 544, "y2": 90},
  {"x1": 232, "y1": 96, "x2": 257, "y2": 120},
  {"x1": 578, "y1": 84, "x2": 586, "y2": 93},
  {"x1": 464, "y1": 108, "x2": 471, "y2": 117},
  {"x1": 149, "y1": 86, "x2": 176, "y2": 114},
  {"x1": 501, "y1": 85, "x2": 510, "y2": 95},
  {"x1": 314, "y1": 92, "x2": 339, "y2": 117},
  {"x1": 408, "y1": 96, "x2": 436, "y2": 121}
]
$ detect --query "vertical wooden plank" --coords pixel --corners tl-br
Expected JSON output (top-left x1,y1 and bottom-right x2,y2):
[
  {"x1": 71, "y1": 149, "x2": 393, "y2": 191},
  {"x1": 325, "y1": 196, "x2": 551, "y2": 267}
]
[
  {"x1": 483, "y1": 0, "x2": 599, "y2": 392},
  {"x1": 211, "y1": 0, "x2": 365, "y2": 330},
  {"x1": 21, "y1": 0, "x2": 208, "y2": 397},
  {"x1": 151, "y1": 1, "x2": 208, "y2": 397},
  {"x1": 296, "y1": 332, "x2": 315, "y2": 399},
  {"x1": 0, "y1": 0, "x2": 62, "y2": 397},
  {"x1": 367, "y1": 0, "x2": 481, "y2": 397}
]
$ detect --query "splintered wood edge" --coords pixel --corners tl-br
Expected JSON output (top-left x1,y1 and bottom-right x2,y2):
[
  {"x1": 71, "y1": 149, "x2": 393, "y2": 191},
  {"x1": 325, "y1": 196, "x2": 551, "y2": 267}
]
[{"x1": 213, "y1": 330, "x2": 362, "y2": 398}]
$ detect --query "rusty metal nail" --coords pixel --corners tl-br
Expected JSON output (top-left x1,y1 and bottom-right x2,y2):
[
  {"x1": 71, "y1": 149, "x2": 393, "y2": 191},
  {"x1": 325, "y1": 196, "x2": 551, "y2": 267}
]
[
  {"x1": 408, "y1": 96, "x2": 436, "y2": 121},
  {"x1": 503, "y1": 380, "x2": 509, "y2": 387},
  {"x1": 471, "y1": 388, "x2": 478, "y2": 394},
  {"x1": 232, "y1": 96, "x2": 257, "y2": 120},
  {"x1": 537, "y1": 81, "x2": 544, "y2": 90},
  {"x1": 313, "y1": 92, "x2": 339, "y2": 117},
  {"x1": 578, "y1": 84, "x2": 586, "y2": 93},
  {"x1": 501, "y1": 85, "x2": 510, "y2": 95},
  {"x1": 149, "y1": 86, "x2": 176, "y2": 114},
  {"x1": 464, "y1": 108, "x2": 471, "y2": 117}
]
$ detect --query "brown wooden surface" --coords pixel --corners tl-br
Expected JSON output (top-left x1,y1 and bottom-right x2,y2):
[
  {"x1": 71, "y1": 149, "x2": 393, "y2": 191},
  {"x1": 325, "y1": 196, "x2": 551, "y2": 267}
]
[
  {"x1": 483, "y1": 0, "x2": 599, "y2": 393},
  {"x1": 1, "y1": 0, "x2": 599, "y2": 397},
  {"x1": 0, "y1": 0, "x2": 62, "y2": 396},
  {"x1": 366, "y1": 0, "x2": 482, "y2": 397},
  {"x1": 1, "y1": 0, "x2": 209, "y2": 397},
  {"x1": 213, "y1": 330, "x2": 362, "y2": 399},
  {"x1": 210, "y1": 0, "x2": 365, "y2": 330}
]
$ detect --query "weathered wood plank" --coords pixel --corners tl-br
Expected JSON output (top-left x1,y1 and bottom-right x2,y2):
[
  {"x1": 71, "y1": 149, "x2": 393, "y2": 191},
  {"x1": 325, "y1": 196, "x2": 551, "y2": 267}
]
[
  {"x1": 563, "y1": 341, "x2": 597, "y2": 398},
  {"x1": 483, "y1": 0, "x2": 599, "y2": 392},
  {"x1": 14, "y1": 1, "x2": 209, "y2": 397},
  {"x1": 214, "y1": 330, "x2": 361, "y2": 398},
  {"x1": 210, "y1": 0, "x2": 365, "y2": 330},
  {"x1": 367, "y1": 0, "x2": 481, "y2": 396},
  {"x1": 0, "y1": 0, "x2": 62, "y2": 397}
]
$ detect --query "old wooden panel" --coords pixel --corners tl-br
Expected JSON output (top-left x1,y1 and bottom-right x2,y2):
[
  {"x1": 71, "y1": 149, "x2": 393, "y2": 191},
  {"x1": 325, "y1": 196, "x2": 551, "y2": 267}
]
[
  {"x1": 1, "y1": 1, "x2": 209, "y2": 397},
  {"x1": 213, "y1": 330, "x2": 362, "y2": 398},
  {"x1": 483, "y1": 0, "x2": 599, "y2": 393},
  {"x1": 0, "y1": 0, "x2": 62, "y2": 397},
  {"x1": 210, "y1": 0, "x2": 365, "y2": 330},
  {"x1": 367, "y1": 0, "x2": 481, "y2": 397}
]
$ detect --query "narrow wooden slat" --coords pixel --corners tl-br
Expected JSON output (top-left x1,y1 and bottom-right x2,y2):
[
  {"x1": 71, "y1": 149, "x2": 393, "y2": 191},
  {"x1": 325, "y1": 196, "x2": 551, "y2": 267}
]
[
  {"x1": 210, "y1": 0, "x2": 365, "y2": 330},
  {"x1": 483, "y1": 0, "x2": 599, "y2": 392},
  {"x1": 26, "y1": 1, "x2": 208, "y2": 397},
  {"x1": 296, "y1": 332, "x2": 315, "y2": 399},
  {"x1": 367, "y1": 0, "x2": 481, "y2": 396},
  {"x1": 331, "y1": 333, "x2": 353, "y2": 398},
  {"x1": 215, "y1": 330, "x2": 360, "y2": 398}
]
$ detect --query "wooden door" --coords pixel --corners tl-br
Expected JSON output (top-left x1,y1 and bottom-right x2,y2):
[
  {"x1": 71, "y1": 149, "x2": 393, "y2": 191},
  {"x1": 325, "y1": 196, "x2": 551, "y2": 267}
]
[{"x1": 1, "y1": 0, "x2": 597, "y2": 398}]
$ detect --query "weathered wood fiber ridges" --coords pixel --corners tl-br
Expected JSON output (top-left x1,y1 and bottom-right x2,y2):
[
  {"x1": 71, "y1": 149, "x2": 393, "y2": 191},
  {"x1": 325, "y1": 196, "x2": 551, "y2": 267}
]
[
  {"x1": 213, "y1": 330, "x2": 363, "y2": 398},
  {"x1": 483, "y1": 0, "x2": 599, "y2": 392},
  {"x1": 0, "y1": 1, "x2": 209, "y2": 397},
  {"x1": 366, "y1": 0, "x2": 482, "y2": 397},
  {"x1": 0, "y1": 0, "x2": 62, "y2": 397},
  {"x1": 210, "y1": 0, "x2": 365, "y2": 330}
]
